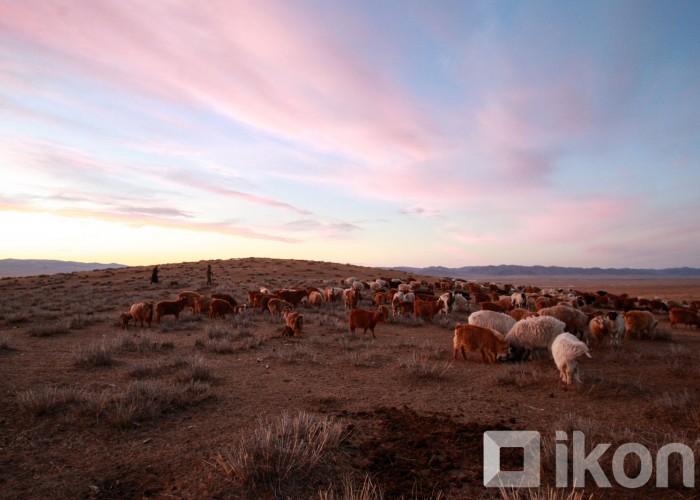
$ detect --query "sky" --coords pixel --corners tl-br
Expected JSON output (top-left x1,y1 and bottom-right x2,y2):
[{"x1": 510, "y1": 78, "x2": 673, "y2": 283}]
[{"x1": 1, "y1": 1, "x2": 699, "y2": 269}]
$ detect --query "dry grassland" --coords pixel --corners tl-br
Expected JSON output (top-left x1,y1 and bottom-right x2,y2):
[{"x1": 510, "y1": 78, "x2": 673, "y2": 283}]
[{"x1": 1, "y1": 258, "x2": 699, "y2": 499}]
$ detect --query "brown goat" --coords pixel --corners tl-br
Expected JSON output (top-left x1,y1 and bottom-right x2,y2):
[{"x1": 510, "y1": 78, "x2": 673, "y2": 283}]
[
  {"x1": 348, "y1": 308, "x2": 386, "y2": 338},
  {"x1": 155, "y1": 297, "x2": 188, "y2": 325}
]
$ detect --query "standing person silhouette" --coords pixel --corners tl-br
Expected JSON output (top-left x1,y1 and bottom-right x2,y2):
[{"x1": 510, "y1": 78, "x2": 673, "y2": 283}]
[
  {"x1": 206, "y1": 264, "x2": 213, "y2": 285},
  {"x1": 150, "y1": 265, "x2": 159, "y2": 284}
]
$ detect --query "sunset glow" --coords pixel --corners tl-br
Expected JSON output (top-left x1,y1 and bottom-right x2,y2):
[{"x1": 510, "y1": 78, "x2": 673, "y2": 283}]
[{"x1": 1, "y1": 1, "x2": 699, "y2": 268}]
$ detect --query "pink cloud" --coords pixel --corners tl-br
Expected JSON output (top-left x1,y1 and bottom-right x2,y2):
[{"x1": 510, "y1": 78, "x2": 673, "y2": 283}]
[{"x1": 0, "y1": 1, "x2": 440, "y2": 164}]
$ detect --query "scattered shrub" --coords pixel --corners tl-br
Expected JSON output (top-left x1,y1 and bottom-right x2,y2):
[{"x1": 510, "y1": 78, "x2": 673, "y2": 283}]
[
  {"x1": 215, "y1": 411, "x2": 347, "y2": 493},
  {"x1": 399, "y1": 353, "x2": 451, "y2": 379},
  {"x1": 73, "y1": 340, "x2": 114, "y2": 368}
]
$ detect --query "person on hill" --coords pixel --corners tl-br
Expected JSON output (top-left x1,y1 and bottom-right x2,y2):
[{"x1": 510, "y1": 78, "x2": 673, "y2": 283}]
[
  {"x1": 206, "y1": 264, "x2": 213, "y2": 285},
  {"x1": 150, "y1": 265, "x2": 159, "y2": 284}
]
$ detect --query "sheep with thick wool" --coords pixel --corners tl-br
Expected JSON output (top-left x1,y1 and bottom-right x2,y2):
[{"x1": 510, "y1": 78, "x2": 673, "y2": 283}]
[
  {"x1": 552, "y1": 332, "x2": 591, "y2": 385},
  {"x1": 538, "y1": 304, "x2": 589, "y2": 339},
  {"x1": 468, "y1": 310, "x2": 516, "y2": 336},
  {"x1": 505, "y1": 316, "x2": 566, "y2": 360}
]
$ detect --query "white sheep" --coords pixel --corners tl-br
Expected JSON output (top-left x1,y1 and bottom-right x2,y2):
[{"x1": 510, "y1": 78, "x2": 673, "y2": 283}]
[
  {"x1": 552, "y1": 332, "x2": 592, "y2": 385},
  {"x1": 505, "y1": 316, "x2": 566, "y2": 360},
  {"x1": 468, "y1": 310, "x2": 516, "y2": 336}
]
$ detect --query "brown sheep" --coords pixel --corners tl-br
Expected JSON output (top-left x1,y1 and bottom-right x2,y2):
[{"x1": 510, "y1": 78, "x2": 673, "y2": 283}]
[
  {"x1": 344, "y1": 288, "x2": 358, "y2": 310},
  {"x1": 155, "y1": 297, "x2": 189, "y2": 325},
  {"x1": 413, "y1": 298, "x2": 447, "y2": 320},
  {"x1": 267, "y1": 298, "x2": 293, "y2": 317},
  {"x1": 348, "y1": 308, "x2": 386, "y2": 338},
  {"x1": 119, "y1": 312, "x2": 132, "y2": 330},
  {"x1": 177, "y1": 291, "x2": 201, "y2": 313},
  {"x1": 308, "y1": 291, "x2": 323, "y2": 308},
  {"x1": 211, "y1": 293, "x2": 237, "y2": 307},
  {"x1": 129, "y1": 301, "x2": 153, "y2": 328},
  {"x1": 538, "y1": 304, "x2": 589, "y2": 339},
  {"x1": 587, "y1": 314, "x2": 607, "y2": 344},
  {"x1": 623, "y1": 310, "x2": 658, "y2": 340},
  {"x1": 509, "y1": 308, "x2": 538, "y2": 322},
  {"x1": 194, "y1": 296, "x2": 212, "y2": 315},
  {"x1": 275, "y1": 289, "x2": 309, "y2": 307},
  {"x1": 479, "y1": 301, "x2": 507, "y2": 313},
  {"x1": 282, "y1": 307, "x2": 303, "y2": 337},
  {"x1": 396, "y1": 300, "x2": 415, "y2": 317},
  {"x1": 453, "y1": 324, "x2": 510, "y2": 364},
  {"x1": 669, "y1": 308, "x2": 700, "y2": 329},
  {"x1": 210, "y1": 298, "x2": 236, "y2": 319}
]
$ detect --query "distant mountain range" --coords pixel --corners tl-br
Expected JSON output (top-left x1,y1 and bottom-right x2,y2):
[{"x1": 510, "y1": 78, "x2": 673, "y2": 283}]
[
  {"x1": 0, "y1": 259, "x2": 127, "y2": 278},
  {"x1": 3, "y1": 259, "x2": 700, "y2": 280},
  {"x1": 392, "y1": 264, "x2": 700, "y2": 278}
]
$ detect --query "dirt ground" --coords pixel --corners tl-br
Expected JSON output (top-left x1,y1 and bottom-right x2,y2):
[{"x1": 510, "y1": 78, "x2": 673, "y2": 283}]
[{"x1": 0, "y1": 258, "x2": 699, "y2": 499}]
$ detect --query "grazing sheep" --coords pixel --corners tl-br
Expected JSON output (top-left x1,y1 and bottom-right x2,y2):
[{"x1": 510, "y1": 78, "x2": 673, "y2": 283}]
[
  {"x1": 413, "y1": 298, "x2": 447, "y2": 320},
  {"x1": 211, "y1": 293, "x2": 237, "y2": 307},
  {"x1": 511, "y1": 292, "x2": 526, "y2": 309},
  {"x1": 538, "y1": 304, "x2": 589, "y2": 339},
  {"x1": 669, "y1": 307, "x2": 700, "y2": 329},
  {"x1": 587, "y1": 315, "x2": 607, "y2": 344},
  {"x1": 308, "y1": 291, "x2": 323, "y2": 308},
  {"x1": 155, "y1": 297, "x2": 189, "y2": 325},
  {"x1": 349, "y1": 308, "x2": 386, "y2": 338},
  {"x1": 177, "y1": 291, "x2": 201, "y2": 313},
  {"x1": 276, "y1": 288, "x2": 309, "y2": 307},
  {"x1": 323, "y1": 287, "x2": 344, "y2": 303},
  {"x1": 505, "y1": 316, "x2": 566, "y2": 360},
  {"x1": 453, "y1": 323, "x2": 510, "y2": 364},
  {"x1": 391, "y1": 291, "x2": 405, "y2": 316},
  {"x1": 468, "y1": 310, "x2": 516, "y2": 336},
  {"x1": 119, "y1": 312, "x2": 132, "y2": 330},
  {"x1": 129, "y1": 301, "x2": 154, "y2": 328},
  {"x1": 552, "y1": 333, "x2": 591, "y2": 385},
  {"x1": 604, "y1": 311, "x2": 626, "y2": 345},
  {"x1": 452, "y1": 293, "x2": 472, "y2": 313},
  {"x1": 395, "y1": 300, "x2": 415, "y2": 317},
  {"x1": 194, "y1": 296, "x2": 212, "y2": 315},
  {"x1": 479, "y1": 301, "x2": 507, "y2": 313},
  {"x1": 623, "y1": 310, "x2": 658, "y2": 340},
  {"x1": 267, "y1": 298, "x2": 293, "y2": 317},
  {"x1": 210, "y1": 298, "x2": 236, "y2": 319},
  {"x1": 509, "y1": 308, "x2": 538, "y2": 322},
  {"x1": 343, "y1": 288, "x2": 359, "y2": 310},
  {"x1": 377, "y1": 304, "x2": 390, "y2": 321},
  {"x1": 282, "y1": 307, "x2": 303, "y2": 337}
]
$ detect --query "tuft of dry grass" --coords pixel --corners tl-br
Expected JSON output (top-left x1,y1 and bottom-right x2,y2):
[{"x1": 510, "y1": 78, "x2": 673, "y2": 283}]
[
  {"x1": 28, "y1": 320, "x2": 70, "y2": 337},
  {"x1": 73, "y1": 340, "x2": 115, "y2": 368},
  {"x1": 399, "y1": 353, "x2": 451, "y2": 379},
  {"x1": 176, "y1": 354, "x2": 214, "y2": 383},
  {"x1": 17, "y1": 386, "x2": 85, "y2": 417},
  {"x1": 115, "y1": 333, "x2": 174, "y2": 353},
  {"x1": 493, "y1": 363, "x2": 546, "y2": 388},
  {"x1": 499, "y1": 486, "x2": 590, "y2": 500},
  {"x1": 93, "y1": 380, "x2": 212, "y2": 429},
  {"x1": 215, "y1": 411, "x2": 347, "y2": 494},
  {"x1": 319, "y1": 475, "x2": 384, "y2": 500}
]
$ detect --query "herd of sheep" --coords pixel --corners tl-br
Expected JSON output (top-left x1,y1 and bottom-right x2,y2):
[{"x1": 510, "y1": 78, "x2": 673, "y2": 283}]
[{"x1": 118, "y1": 274, "x2": 700, "y2": 386}]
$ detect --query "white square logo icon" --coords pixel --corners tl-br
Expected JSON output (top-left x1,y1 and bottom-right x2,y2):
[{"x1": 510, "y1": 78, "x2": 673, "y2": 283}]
[{"x1": 484, "y1": 431, "x2": 541, "y2": 487}]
